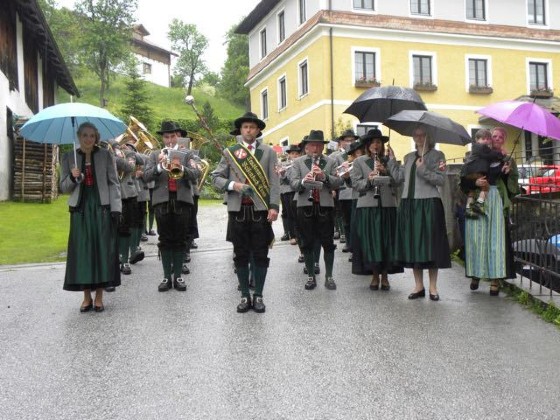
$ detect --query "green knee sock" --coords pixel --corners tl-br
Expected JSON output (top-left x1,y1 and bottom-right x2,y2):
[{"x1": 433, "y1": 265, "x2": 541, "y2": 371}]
[
  {"x1": 253, "y1": 266, "x2": 267, "y2": 296},
  {"x1": 324, "y1": 250, "x2": 334, "y2": 278},
  {"x1": 236, "y1": 266, "x2": 250, "y2": 297},
  {"x1": 119, "y1": 236, "x2": 130, "y2": 263},
  {"x1": 173, "y1": 251, "x2": 184, "y2": 279},
  {"x1": 161, "y1": 249, "x2": 173, "y2": 279},
  {"x1": 304, "y1": 253, "x2": 315, "y2": 277},
  {"x1": 313, "y1": 241, "x2": 321, "y2": 264}
]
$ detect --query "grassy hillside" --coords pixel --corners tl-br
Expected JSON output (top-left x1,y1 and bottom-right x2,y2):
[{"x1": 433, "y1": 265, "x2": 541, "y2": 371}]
[{"x1": 58, "y1": 70, "x2": 245, "y2": 130}]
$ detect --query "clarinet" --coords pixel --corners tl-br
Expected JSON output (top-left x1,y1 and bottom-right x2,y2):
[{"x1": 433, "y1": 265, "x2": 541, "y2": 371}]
[
  {"x1": 307, "y1": 155, "x2": 321, "y2": 202},
  {"x1": 372, "y1": 152, "x2": 380, "y2": 199}
]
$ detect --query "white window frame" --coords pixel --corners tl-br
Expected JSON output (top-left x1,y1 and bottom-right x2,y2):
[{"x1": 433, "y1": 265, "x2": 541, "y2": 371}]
[
  {"x1": 298, "y1": 58, "x2": 309, "y2": 99},
  {"x1": 261, "y1": 88, "x2": 269, "y2": 121},
  {"x1": 409, "y1": 0, "x2": 432, "y2": 17},
  {"x1": 526, "y1": 58, "x2": 553, "y2": 93},
  {"x1": 527, "y1": 0, "x2": 548, "y2": 27},
  {"x1": 259, "y1": 27, "x2": 267, "y2": 59},
  {"x1": 353, "y1": 0, "x2": 375, "y2": 12},
  {"x1": 465, "y1": 54, "x2": 492, "y2": 91},
  {"x1": 278, "y1": 74, "x2": 287, "y2": 112},
  {"x1": 465, "y1": 0, "x2": 486, "y2": 21},
  {"x1": 277, "y1": 9, "x2": 286, "y2": 44},
  {"x1": 351, "y1": 46, "x2": 381, "y2": 85},
  {"x1": 409, "y1": 50, "x2": 438, "y2": 87},
  {"x1": 298, "y1": 0, "x2": 307, "y2": 26}
]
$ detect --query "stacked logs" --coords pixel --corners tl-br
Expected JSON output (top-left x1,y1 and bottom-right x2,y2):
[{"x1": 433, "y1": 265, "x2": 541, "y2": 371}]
[{"x1": 13, "y1": 137, "x2": 59, "y2": 203}]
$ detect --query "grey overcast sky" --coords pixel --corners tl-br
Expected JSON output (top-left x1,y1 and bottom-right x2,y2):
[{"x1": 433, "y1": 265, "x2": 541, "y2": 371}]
[{"x1": 56, "y1": 0, "x2": 261, "y2": 72}]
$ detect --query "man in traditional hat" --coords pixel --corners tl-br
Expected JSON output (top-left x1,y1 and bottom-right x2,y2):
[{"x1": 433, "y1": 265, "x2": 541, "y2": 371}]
[
  {"x1": 144, "y1": 121, "x2": 201, "y2": 292},
  {"x1": 278, "y1": 143, "x2": 302, "y2": 245},
  {"x1": 211, "y1": 111, "x2": 280, "y2": 313},
  {"x1": 290, "y1": 130, "x2": 343, "y2": 291},
  {"x1": 331, "y1": 129, "x2": 359, "y2": 243}
]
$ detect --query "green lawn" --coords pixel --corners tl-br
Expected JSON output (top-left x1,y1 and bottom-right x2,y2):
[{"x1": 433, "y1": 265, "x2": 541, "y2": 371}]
[
  {"x1": 0, "y1": 197, "x2": 219, "y2": 265},
  {"x1": 62, "y1": 70, "x2": 244, "y2": 128}
]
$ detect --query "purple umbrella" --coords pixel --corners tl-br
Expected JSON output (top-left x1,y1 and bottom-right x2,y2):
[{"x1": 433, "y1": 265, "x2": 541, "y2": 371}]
[{"x1": 477, "y1": 100, "x2": 560, "y2": 140}]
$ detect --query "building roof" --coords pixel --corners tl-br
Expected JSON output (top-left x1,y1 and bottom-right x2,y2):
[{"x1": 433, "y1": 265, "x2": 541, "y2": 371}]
[
  {"x1": 17, "y1": 0, "x2": 79, "y2": 96},
  {"x1": 236, "y1": 0, "x2": 281, "y2": 34}
]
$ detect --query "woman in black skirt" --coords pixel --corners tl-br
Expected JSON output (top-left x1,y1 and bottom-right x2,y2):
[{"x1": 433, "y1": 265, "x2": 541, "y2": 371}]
[
  {"x1": 60, "y1": 122, "x2": 122, "y2": 312},
  {"x1": 387, "y1": 127, "x2": 450, "y2": 301},
  {"x1": 351, "y1": 129, "x2": 403, "y2": 290}
]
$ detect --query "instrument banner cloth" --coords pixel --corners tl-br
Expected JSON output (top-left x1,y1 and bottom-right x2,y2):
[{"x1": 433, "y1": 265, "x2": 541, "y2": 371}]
[{"x1": 225, "y1": 143, "x2": 270, "y2": 210}]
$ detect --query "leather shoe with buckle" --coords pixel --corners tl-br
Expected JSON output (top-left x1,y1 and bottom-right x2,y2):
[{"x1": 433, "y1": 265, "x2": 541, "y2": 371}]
[
  {"x1": 325, "y1": 277, "x2": 337, "y2": 290},
  {"x1": 237, "y1": 296, "x2": 252, "y2": 313},
  {"x1": 158, "y1": 278, "x2": 172, "y2": 292},
  {"x1": 174, "y1": 277, "x2": 187, "y2": 291},
  {"x1": 408, "y1": 289, "x2": 426, "y2": 299},
  {"x1": 252, "y1": 295, "x2": 266, "y2": 313},
  {"x1": 120, "y1": 263, "x2": 132, "y2": 275},
  {"x1": 305, "y1": 277, "x2": 317, "y2": 290}
]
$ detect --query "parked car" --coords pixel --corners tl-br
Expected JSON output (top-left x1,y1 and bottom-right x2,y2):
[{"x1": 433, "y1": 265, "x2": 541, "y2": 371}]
[
  {"x1": 525, "y1": 165, "x2": 560, "y2": 194},
  {"x1": 517, "y1": 164, "x2": 543, "y2": 194},
  {"x1": 513, "y1": 238, "x2": 560, "y2": 292}
]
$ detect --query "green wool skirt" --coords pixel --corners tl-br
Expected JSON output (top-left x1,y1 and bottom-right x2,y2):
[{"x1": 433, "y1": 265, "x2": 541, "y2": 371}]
[
  {"x1": 354, "y1": 206, "x2": 403, "y2": 274},
  {"x1": 63, "y1": 186, "x2": 120, "y2": 291},
  {"x1": 394, "y1": 197, "x2": 451, "y2": 269}
]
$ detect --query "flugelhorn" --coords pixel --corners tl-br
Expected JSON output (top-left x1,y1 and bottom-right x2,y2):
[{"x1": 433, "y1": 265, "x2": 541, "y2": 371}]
[
  {"x1": 162, "y1": 147, "x2": 185, "y2": 180},
  {"x1": 336, "y1": 161, "x2": 353, "y2": 177}
]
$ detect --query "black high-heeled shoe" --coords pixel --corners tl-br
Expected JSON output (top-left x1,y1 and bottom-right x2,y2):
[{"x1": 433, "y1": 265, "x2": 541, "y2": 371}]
[
  {"x1": 408, "y1": 289, "x2": 426, "y2": 299},
  {"x1": 80, "y1": 302, "x2": 93, "y2": 313}
]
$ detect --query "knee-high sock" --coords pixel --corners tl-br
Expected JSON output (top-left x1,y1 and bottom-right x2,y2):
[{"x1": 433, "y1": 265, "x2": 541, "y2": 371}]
[
  {"x1": 324, "y1": 250, "x2": 335, "y2": 278},
  {"x1": 253, "y1": 266, "x2": 267, "y2": 296},
  {"x1": 236, "y1": 266, "x2": 250, "y2": 297},
  {"x1": 173, "y1": 251, "x2": 184, "y2": 279},
  {"x1": 161, "y1": 249, "x2": 173, "y2": 279},
  {"x1": 119, "y1": 236, "x2": 130, "y2": 263},
  {"x1": 304, "y1": 252, "x2": 315, "y2": 278},
  {"x1": 313, "y1": 241, "x2": 321, "y2": 264}
]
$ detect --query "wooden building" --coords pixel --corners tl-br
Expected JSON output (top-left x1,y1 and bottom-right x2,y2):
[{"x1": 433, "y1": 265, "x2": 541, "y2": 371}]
[{"x1": 132, "y1": 24, "x2": 177, "y2": 88}]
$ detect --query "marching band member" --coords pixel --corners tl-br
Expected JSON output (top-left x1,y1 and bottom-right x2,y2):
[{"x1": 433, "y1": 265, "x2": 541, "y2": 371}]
[
  {"x1": 211, "y1": 111, "x2": 280, "y2": 313},
  {"x1": 130, "y1": 151, "x2": 149, "y2": 265},
  {"x1": 278, "y1": 144, "x2": 302, "y2": 245},
  {"x1": 60, "y1": 122, "x2": 121, "y2": 312},
  {"x1": 350, "y1": 129, "x2": 403, "y2": 289},
  {"x1": 144, "y1": 121, "x2": 201, "y2": 292},
  {"x1": 290, "y1": 130, "x2": 343, "y2": 291}
]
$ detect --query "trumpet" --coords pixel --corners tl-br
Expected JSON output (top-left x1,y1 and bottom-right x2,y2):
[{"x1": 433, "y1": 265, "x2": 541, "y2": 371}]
[
  {"x1": 162, "y1": 147, "x2": 185, "y2": 180},
  {"x1": 336, "y1": 161, "x2": 353, "y2": 177}
]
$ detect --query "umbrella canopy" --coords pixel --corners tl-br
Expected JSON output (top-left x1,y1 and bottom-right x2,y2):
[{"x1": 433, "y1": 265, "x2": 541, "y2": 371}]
[
  {"x1": 20, "y1": 102, "x2": 126, "y2": 144},
  {"x1": 384, "y1": 110, "x2": 471, "y2": 145},
  {"x1": 344, "y1": 86, "x2": 427, "y2": 123},
  {"x1": 476, "y1": 100, "x2": 560, "y2": 141}
]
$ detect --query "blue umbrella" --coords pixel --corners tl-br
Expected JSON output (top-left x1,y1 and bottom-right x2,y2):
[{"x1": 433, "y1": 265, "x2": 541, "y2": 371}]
[{"x1": 20, "y1": 102, "x2": 126, "y2": 164}]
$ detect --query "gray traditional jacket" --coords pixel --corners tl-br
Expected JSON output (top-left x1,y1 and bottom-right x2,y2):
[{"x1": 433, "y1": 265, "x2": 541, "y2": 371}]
[
  {"x1": 143, "y1": 148, "x2": 201, "y2": 206},
  {"x1": 60, "y1": 147, "x2": 121, "y2": 212},
  {"x1": 351, "y1": 155, "x2": 400, "y2": 208},
  {"x1": 387, "y1": 148, "x2": 446, "y2": 199},
  {"x1": 211, "y1": 139, "x2": 280, "y2": 212},
  {"x1": 289, "y1": 154, "x2": 343, "y2": 207}
]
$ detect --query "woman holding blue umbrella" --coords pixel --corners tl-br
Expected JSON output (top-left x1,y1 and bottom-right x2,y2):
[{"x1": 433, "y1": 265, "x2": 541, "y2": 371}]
[{"x1": 60, "y1": 122, "x2": 122, "y2": 312}]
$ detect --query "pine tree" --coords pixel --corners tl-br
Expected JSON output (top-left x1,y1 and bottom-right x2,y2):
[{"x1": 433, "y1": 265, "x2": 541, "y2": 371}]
[{"x1": 120, "y1": 61, "x2": 154, "y2": 129}]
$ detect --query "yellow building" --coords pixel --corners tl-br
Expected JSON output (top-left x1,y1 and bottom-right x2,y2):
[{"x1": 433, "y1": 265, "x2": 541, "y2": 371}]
[{"x1": 237, "y1": 0, "x2": 560, "y2": 163}]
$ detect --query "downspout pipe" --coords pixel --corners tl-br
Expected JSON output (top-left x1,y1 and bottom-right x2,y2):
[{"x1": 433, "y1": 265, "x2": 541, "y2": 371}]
[{"x1": 329, "y1": 1, "x2": 334, "y2": 140}]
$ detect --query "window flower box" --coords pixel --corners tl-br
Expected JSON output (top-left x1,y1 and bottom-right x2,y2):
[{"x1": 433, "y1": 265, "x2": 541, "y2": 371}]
[
  {"x1": 354, "y1": 78, "x2": 381, "y2": 88},
  {"x1": 469, "y1": 85, "x2": 493, "y2": 94},
  {"x1": 530, "y1": 88, "x2": 553, "y2": 98},
  {"x1": 413, "y1": 82, "x2": 438, "y2": 92}
]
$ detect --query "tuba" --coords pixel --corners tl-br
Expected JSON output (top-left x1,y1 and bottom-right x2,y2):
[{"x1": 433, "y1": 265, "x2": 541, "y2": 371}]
[
  {"x1": 180, "y1": 131, "x2": 210, "y2": 191},
  {"x1": 118, "y1": 115, "x2": 161, "y2": 155}
]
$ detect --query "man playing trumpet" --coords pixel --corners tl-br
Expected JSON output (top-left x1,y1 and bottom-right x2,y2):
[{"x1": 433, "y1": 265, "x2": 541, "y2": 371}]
[{"x1": 144, "y1": 121, "x2": 201, "y2": 292}]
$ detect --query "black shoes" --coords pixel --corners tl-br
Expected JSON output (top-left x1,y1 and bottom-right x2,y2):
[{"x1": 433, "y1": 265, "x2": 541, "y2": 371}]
[
  {"x1": 140, "y1": 234, "x2": 148, "y2": 242},
  {"x1": 333, "y1": 231, "x2": 340, "y2": 240},
  {"x1": 94, "y1": 304, "x2": 104, "y2": 312},
  {"x1": 237, "y1": 296, "x2": 252, "y2": 313},
  {"x1": 252, "y1": 296, "x2": 266, "y2": 313},
  {"x1": 325, "y1": 277, "x2": 337, "y2": 290},
  {"x1": 408, "y1": 289, "x2": 426, "y2": 299},
  {"x1": 182, "y1": 264, "x2": 190, "y2": 274},
  {"x1": 298, "y1": 255, "x2": 305, "y2": 263},
  {"x1": 280, "y1": 233, "x2": 290, "y2": 241},
  {"x1": 305, "y1": 277, "x2": 317, "y2": 290},
  {"x1": 191, "y1": 241, "x2": 198, "y2": 249},
  {"x1": 342, "y1": 246, "x2": 351, "y2": 253},
  {"x1": 489, "y1": 284, "x2": 500, "y2": 296},
  {"x1": 120, "y1": 263, "x2": 132, "y2": 275},
  {"x1": 184, "y1": 253, "x2": 191, "y2": 263},
  {"x1": 470, "y1": 278, "x2": 480, "y2": 290},
  {"x1": 80, "y1": 302, "x2": 93, "y2": 313},
  {"x1": 158, "y1": 278, "x2": 172, "y2": 292},
  {"x1": 174, "y1": 277, "x2": 187, "y2": 291},
  {"x1": 129, "y1": 249, "x2": 145, "y2": 265},
  {"x1": 380, "y1": 283, "x2": 391, "y2": 291},
  {"x1": 104, "y1": 286, "x2": 116, "y2": 292},
  {"x1": 148, "y1": 229, "x2": 157, "y2": 236},
  {"x1": 429, "y1": 293, "x2": 440, "y2": 301},
  {"x1": 339, "y1": 234, "x2": 346, "y2": 244}
]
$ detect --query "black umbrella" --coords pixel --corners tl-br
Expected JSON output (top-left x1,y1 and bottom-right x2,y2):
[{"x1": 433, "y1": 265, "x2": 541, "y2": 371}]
[
  {"x1": 344, "y1": 86, "x2": 427, "y2": 123},
  {"x1": 384, "y1": 110, "x2": 471, "y2": 145}
]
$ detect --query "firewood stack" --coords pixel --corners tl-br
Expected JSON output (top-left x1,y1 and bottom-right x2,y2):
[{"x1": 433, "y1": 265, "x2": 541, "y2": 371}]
[{"x1": 13, "y1": 117, "x2": 59, "y2": 203}]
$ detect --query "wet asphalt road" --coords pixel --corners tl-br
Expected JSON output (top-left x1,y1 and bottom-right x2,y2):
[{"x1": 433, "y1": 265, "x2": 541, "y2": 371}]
[{"x1": 1, "y1": 202, "x2": 560, "y2": 419}]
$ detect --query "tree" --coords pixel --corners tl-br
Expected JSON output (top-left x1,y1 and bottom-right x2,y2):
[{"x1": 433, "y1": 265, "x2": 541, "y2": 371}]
[
  {"x1": 75, "y1": 0, "x2": 138, "y2": 106},
  {"x1": 168, "y1": 20, "x2": 209, "y2": 96},
  {"x1": 119, "y1": 59, "x2": 153, "y2": 129},
  {"x1": 219, "y1": 24, "x2": 249, "y2": 108}
]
